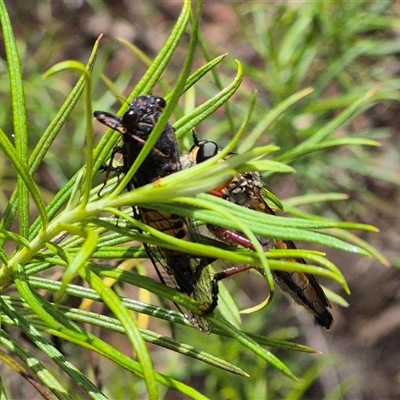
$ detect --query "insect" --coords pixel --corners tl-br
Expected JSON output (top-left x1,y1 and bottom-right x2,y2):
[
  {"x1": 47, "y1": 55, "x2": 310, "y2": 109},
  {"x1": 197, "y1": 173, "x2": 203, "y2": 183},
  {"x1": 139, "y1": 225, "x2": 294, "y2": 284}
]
[
  {"x1": 181, "y1": 134, "x2": 333, "y2": 329},
  {"x1": 94, "y1": 95, "x2": 218, "y2": 332}
]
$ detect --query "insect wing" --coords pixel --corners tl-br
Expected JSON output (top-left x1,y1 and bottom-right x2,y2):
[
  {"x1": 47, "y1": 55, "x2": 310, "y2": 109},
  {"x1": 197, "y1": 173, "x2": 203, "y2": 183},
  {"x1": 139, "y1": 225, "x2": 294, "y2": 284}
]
[
  {"x1": 241, "y1": 183, "x2": 333, "y2": 329},
  {"x1": 142, "y1": 240, "x2": 213, "y2": 333},
  {"x1": 137, "y1": 207, "x2": 216, "y2": 328}
]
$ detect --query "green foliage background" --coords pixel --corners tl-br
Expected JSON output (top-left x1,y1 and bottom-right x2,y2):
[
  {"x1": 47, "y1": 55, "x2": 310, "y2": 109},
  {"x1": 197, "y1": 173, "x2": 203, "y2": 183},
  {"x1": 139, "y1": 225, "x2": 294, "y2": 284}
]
[{"x1": 0, "y1": 1, "x2": 398, "y2": 399}]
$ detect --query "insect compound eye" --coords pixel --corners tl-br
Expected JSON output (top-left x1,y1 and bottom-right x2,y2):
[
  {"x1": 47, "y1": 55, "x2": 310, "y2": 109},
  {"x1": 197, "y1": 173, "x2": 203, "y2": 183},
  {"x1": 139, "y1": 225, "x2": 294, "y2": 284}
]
[
  {"x1": 155, "y1": 97, "x2": 166, "y2": 109},
  {"x1": 121, "y1": 109, "x2": 138, "y2": 129},
  {"x1": 196, "y1": 141, "x2": 219, "y2": 163}
]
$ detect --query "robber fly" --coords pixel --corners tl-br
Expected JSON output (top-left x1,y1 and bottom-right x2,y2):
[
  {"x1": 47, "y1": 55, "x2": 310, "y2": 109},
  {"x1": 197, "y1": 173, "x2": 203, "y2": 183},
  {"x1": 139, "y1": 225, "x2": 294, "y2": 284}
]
[
  {"x1": 94, "y1": 95, "x2": 218, "y2": 332},
  {"x1": 181, "y1": 134, "x2": 333, "y2": 329}
]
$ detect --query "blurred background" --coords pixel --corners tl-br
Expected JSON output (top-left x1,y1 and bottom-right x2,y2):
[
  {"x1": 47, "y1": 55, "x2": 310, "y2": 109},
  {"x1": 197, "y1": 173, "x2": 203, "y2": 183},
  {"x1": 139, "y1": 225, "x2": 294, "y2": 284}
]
[{"x1": 1, "y1": 1, "x2": 399, "y2": 398}]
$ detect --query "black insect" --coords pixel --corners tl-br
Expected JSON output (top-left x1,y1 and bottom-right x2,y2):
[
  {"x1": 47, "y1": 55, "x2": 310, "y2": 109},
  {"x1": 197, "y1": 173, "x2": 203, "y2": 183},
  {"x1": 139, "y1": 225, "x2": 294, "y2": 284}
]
[
  {"x1": 94, "y1": 96, "x2": 217, "y2": 332},
  {"x1": 181, "y1": 134, "x2": 333, "y2": 329}
]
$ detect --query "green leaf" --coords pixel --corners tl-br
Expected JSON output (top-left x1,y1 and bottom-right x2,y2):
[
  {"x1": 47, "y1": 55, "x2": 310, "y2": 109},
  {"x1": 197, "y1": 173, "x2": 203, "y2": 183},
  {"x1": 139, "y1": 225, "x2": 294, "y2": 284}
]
[{"x1": 0, "y1": 0, "x2": 30, "y2": 238}]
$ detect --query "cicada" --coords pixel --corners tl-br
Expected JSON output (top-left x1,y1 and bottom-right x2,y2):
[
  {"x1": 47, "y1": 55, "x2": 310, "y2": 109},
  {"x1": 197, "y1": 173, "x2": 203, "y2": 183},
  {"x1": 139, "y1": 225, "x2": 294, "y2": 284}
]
[
  {"x1": 181, "y1": 134, "x2": 333, "y2": 329},
  {"x1": 94, "y1": 96, "x2": 217, "y2": 332}
]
